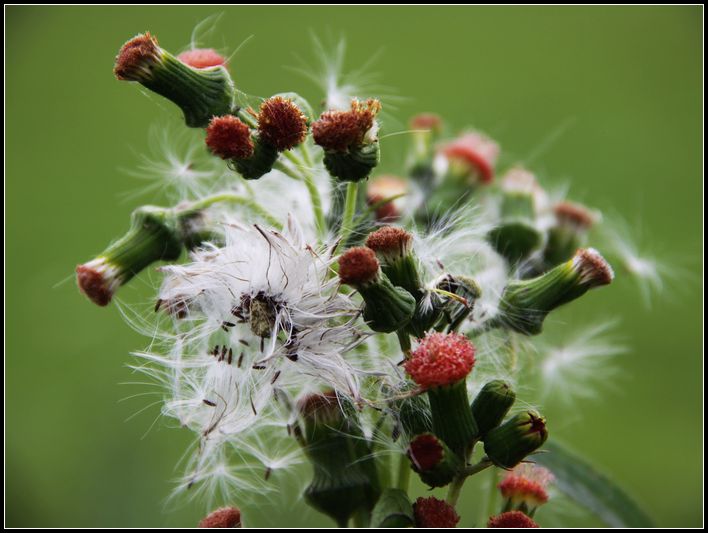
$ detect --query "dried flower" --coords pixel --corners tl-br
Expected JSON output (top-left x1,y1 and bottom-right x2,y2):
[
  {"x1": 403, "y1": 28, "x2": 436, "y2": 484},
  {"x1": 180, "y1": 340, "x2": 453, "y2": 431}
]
[
  {"x1": 488, "y1": 510, "x2": 539, "y2": 528},
  {"x1": 206, "y1": 115, "x2": 254, "y2": 160},
  {"x1": 257, "y1": 96, "x2": 309, "y2": 152},
  {"x1": 198, "y1": 506, "x2": 242, "y2": 528}
]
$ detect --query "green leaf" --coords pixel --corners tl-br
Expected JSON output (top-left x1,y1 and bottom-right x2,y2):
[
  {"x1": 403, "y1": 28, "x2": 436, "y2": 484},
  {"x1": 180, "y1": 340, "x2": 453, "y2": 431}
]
[
  {"x1": 370, "y1": 488, "x2": 415, "y2": 528},
  {"x1": 534, "y1": 440, "x2": 654, "y2": 527}
]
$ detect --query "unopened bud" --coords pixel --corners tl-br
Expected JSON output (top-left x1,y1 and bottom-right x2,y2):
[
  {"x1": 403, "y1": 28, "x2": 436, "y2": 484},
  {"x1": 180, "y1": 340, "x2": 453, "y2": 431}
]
[
  {"x1": 471, "y1": 380, "x2": 516, "y2": 437},
  {"x1": 496, "y1": 248, "x2": 614, "y2": 335},
  {"x1": 76, "y1": 206, "x2": 183, "y2": 306},
  {"x1": 405, "y1": 333, "x2": 478, "y2": 456},
  {"x1": 338, "y1": 247, "x2": 416, "y2": 333},
  {"x1": 543, "y1": 201, "x2": 598, "y2": 267},
  {"x1": 114, "y1": 33, "x2": 234, "y2": 127},
  {"x1": 312, "y1": 99, "x2": 381, "y2": 182},
  {"x1": 408, "y1": 433, "x2": 463, "y2": 488},
  {"x1": 484, "y1": 411, "x2": 548, "y2": 469}
]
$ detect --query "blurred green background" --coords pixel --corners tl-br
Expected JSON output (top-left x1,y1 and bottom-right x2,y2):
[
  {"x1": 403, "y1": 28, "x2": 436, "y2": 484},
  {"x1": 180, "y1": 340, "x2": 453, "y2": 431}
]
[{"x1": 6, "y1": 6, "x2": 702, "y2": 528}]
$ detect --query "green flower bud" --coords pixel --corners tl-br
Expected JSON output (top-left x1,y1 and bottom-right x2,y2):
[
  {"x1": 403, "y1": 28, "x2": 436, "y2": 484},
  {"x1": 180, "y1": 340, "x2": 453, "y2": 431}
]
[
  {"x1": 543, "y1": 201, "x2": 598, "y2": 267},
  {"x1": 370, "y1": 489, "x2": 414, "y2": 528},
  {"x1": 76, "y1": 206, "x2": 183, "y2": 306},
  {"x1": 408, "y1": 433, "x2": 463, "y2": 488},
  {"x1": 338, "y1": 247, "x2": 416, "y2": 333},
  {"x1": 488, "y1": 221, "x2": 543, "y2": 265},
  {"x1": 298, "y1": 391, "x2": 380, "y2": 526},
  {"x1": 484, "y1": 410, "x2": 548, "y2": 469},
  {"x1": 496, "y1": 248, "x2": 614, "y2": 335},
  {"x1": 313, "y1": 99, "x2": 382, "y2": 182},
  {"x1": 114, "y1": 33, "x2": 234, "y2": 128},
  {"x1": 471, "y1": 380, "x2": 516, "y2": 437},
  {"x1": 405, "y1": 333, "x2": 478, "y2": 457}
]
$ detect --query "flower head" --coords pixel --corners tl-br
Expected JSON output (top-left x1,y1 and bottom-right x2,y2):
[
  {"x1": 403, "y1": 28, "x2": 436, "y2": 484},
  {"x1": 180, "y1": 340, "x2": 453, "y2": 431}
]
[
  {"x1": 178, "y1": 48, "x2": 227, "y2": 69},
  {"x1": 408, "y1": 433, "x2": 443, "y2": 471},
  {"x1": 574, "y1": 248, "x2": 615, "y2": 287},
  {"x1": 206, "y1": 116, "x2": 254, "y2": 160},
  {"x1": 366, "y1": 175, "x2": 408, "y2": 222},
  {"x1": 442, "y1": 131, "x2": 499, "y2": 183},
  {"x1": 488, "y1": 511, "x2": 539, "y2": 528},
  {"x1": 312, "y1": 99, "x2": 381, "y2": 152},
  {"x1": 413, "y1": 496, "x2": 460, "y2": 528},
  {"x1": 405, "y1": 332, "x2": 475, "y2": 389},
  {"x1": 499, "y1": 463, "x2": 554, "y2": 509},
  {"x1": 554, "y1": 201, "x2": 597, "y2": 229},
  {"x1": 338, "y1": 247, "x2": 380, "y2": 286},
  {"x1": 365, "y1": 226, "x2": 413, "y2": 262},
  {"x1": 114, "y1": 32, "x2": 161, "y2": 81},
  {"x1": 75, "y1": 260, "x2": 120, "y2": 307},
  {"x1": 198, "y1": 506, "x2": 242, "y2": 528},
  {"x1": 410, "y1": 113, "x2": 443, "y2": 133},
  {"x1": 257, "y1": 96, "x2": 309, "y2": 151}
]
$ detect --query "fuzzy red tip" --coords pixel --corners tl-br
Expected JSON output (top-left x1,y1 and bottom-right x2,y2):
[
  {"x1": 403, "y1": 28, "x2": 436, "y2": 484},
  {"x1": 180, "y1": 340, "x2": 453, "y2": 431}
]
[
  {"x1": 573, "y1": 248, "x2": 614, "y2": 286},
  {"x1": 312, "y1": 99, "x2": 381, "y2": 152},
  {"x1": 338, "y1": 247, "x2": 380, "y2": 286},
  {"x1": 365, "y1": 226, "x2": 412, "y2": 257},
  {"x1": 405, "y1": 332, "x2": 475, "y2": 389},
  {"x1": 206, "y1": 116, "x2": 254, "y2": 160},
  {"x1": 177, "y1": 48, "x2": 227, "y2": 69},
  {"x1": 114, "y1": 32, "x2": 160, "y2": 81},
  {"x1": 76, "y1": 264, "x2": 113, "y2": 307},
  {"x1": 499, "y1": 464, "x2": 552, "y2": 506},
  {"x1": 198, "y1": 507, "x2": 242, "y2": 528},
  {"x1": 257, "y1": 96, "x2": 309, "y2": 151},
  {"x1": 367, "y1": 175, "x2": 407, "y2": 222},
  {"x1": 413, "y1": 497, "x2": 460, "y2": 528},
  {"x1": 409, "y1": 434, "x2": 444, "y2": 471},
  {"x1": 442, "y1": 132, "x2": 499, "y2": 183},
  {"x1": 554, "y1": 201, "x2": 596, "y2": 229},
  {"x1": 488, "y1": 511, "x2": 539, "y2": 528},
  {"x1": 410, "y1": 113, "x2": 442, "y2": 133}
]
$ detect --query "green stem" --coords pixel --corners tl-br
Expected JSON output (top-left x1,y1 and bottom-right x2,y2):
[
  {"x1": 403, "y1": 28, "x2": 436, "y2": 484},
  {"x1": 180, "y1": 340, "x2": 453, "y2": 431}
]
[
  {"x1": 445, "y1": 459, "x2": 493, "y2": 507},
  {"x1": 396, "y1": 453, "x2": 411, "y2": 492},
  {"x1": 273, "y1": 159, "x2": 302, "y2": 181},
  {"x1": 280, "y1": 148, "x2": 326, "y2": 241},
  {"x1": 183, "y1": 193, "x2": 280, "y2": 227},
  {"x1": 483, "y1": 467, "x2": 500, "y2": 525},
  {"x1": 339, "y1": 182, "x2": 359, "y2": 245}
]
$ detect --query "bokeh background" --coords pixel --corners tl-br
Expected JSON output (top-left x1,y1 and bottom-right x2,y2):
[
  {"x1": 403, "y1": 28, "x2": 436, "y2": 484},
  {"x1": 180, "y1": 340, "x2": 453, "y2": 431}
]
[{"x1": 6, "y1": 5, "x2": 702, "y2": 528}]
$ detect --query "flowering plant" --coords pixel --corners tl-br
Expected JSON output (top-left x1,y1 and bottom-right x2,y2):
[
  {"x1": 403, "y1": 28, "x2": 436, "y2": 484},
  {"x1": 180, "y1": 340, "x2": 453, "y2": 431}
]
[{"x1": 75, "y1": 28, "x2": 661, "y2": 528}]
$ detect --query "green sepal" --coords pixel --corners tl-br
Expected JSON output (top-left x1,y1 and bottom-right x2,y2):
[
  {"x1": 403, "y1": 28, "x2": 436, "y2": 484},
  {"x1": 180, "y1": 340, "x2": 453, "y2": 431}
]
[
  {"x1": 483, "y1": 410, "x2": 548, "y2": 469},
  {"x1": 408, "y1": 433, "x2": 463, "y2": 488},
  {"x1": 488, "y1": 221, "x2": 542, "y2": 265},
  {"x1": 427, "y1": 380, "x2": 479, "y2": 458},
  {"x1": 101, "y1": 205, "x2": 183, "y2": 284},
  {"x1": 496, "y1": 259, "x2": 595, "y2": 335},
  {"x1": 323, "y1": 142, "x2": 380, "y2": 182},
  {"x1": 470, "y1": 380, "x2": 516, "y2": 437},
  {"x1": 230, "y1": 137, "x2": 279, "y2": 180},
  {"x1": 143, "y1": 51, "x2": 234, "y2": 128},
  {"x1": 359, "y1": 274, "x2": 416, "y2": 333},
  {"x1": 370, "y1": 489, "x2": 415, "y2": 528},
  {"x1": 543, "y1": 224, "x2": 583, "y2": 268}
]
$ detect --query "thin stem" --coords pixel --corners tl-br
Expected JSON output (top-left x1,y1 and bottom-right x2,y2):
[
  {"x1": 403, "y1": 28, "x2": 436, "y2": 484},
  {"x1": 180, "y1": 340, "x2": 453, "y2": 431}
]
[
  {"x1": 273, "y1": 159, "x2": 302, "y2": 181},
  {"x1": 339, "y1": 182, "x2": 359, "y2": 245},
  {"x1": 483, "y1": 466, "x2": 500, "y2": 525},
  {"x1": 281, "y1": 147, "x2": 326, "y2": 240},
  {"x1": 396, "y1": 453, "x2": 411, "y2": 492},
  {"x1": 445, "y1": 458, "x2": 493, "y2": 507},
  {"x1": 183, "y1": 193, "x2": 280, "y2": 227}
]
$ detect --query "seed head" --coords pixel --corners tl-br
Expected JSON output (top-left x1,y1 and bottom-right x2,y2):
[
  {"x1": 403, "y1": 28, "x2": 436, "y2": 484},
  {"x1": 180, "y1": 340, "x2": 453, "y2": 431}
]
[
  {"x1": 413, "y1": 496, "x2": 460, "y2": 528},
  {"x1": 177, "y1": 48, "x2": 227, "y2": 69},
  {"x1": 312, "y1": 99, "x2": 381, "y2": 152},
  {"x1": 338, "y1": 247, "x2": 380, "y2": 286},
  {"x1": 488, "y1": 511, "x2": 539, "y2": 528},
  {"x1": 206, "y1": 116, "x2": 254, "y2": 160},
  {"x1": 405, "y1": 332, "x2": 475, "y2": 389},
  {"x1": 198, "y1": 506, "x2": 242, "y2": 528},
  {"x1": 257, "y1": 96, "x2": 309, "y2": 151},
  {"x1": 114, "y1": 32, "x2": 161, "y2": 81}
]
